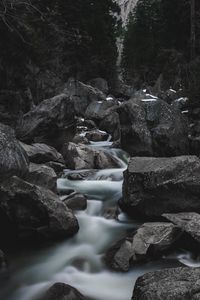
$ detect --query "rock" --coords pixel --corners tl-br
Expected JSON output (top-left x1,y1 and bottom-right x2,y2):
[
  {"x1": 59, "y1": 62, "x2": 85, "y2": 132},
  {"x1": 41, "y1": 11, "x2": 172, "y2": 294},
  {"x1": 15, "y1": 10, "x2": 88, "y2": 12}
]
[
  {"x1": 163, "y1": 212, "x2": 200, "y2": 244},
  {"x1": 63, "y1": 78, "x2": 106, "y2": 116},
  {"x1": 20, "y1": 143, "x2": 65, "y2": 164},
  {"x1": 42, "y1": 282, "x2": 87, "y2": 300},
  {"x1": 85, "y1": 100, "x2": 118, "y2": 122},
  {"x1": 0, "y1": 123, "x2": 29, "y2": 181},
  {"x1": 0, "y1": 176, "x2": 79, "y2": 246},
  {"x1": 87, "y1": 78, "x2": 109, "y2": 94},
  {"x1": 72, "y1": 134, "x2": 89, "y2": 145},
  {"x1": 85, "y1": 130, "x2": 109, "y2": 142},
  {"x1": 132, "y1": 267, "x2": 200, "y2": 300},
  {"x1": 63, "y1": 192, "x2": 87, "y2": 211},
  {"x1": 105, "y1": 222, "x2": 180, "y2": 272},
  {"x1": 118, "y1": 98, "x2": 189, "y2": 156},
  {"x1": 0, "y1": 250, "x2": 7, "y2": 273},
  {"x1": 26, "y1": 163, "x2": 57, "y2": 191},
  {"x1": 122, "y1": 156, "x2": 200, "y2": 218},
  {"x1": 99, "y1": 112, "x2": 121, "y2": 142},
  {"x1": 0, "y1": 90, "x2": 22, "y2": 128},
  {"x1": 45, "y1": 161, "x2": 66, "y2": 176},
  {"x1": 17, "y1": 94, "x2": 75, "y2": 149},
  {"x1": 118, "y1": 99, "x2": 153, "y2": 156},
  {"x1": 63, "y1": 142, "x2": 120, "y2": 170}
]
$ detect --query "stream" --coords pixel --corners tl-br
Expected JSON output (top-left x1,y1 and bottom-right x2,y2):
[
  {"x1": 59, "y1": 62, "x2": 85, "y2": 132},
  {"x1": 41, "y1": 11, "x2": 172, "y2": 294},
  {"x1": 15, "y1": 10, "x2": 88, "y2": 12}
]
[{"x1": 0, "y1": 135, "x2": 198, "y2": 300}]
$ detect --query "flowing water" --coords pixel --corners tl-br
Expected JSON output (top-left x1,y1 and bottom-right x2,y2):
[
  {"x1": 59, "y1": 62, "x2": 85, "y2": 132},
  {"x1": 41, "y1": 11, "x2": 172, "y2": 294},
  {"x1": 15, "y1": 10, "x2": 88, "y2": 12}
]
[{"x1": 0, "y1": 136, "x2": 198, "y2": 300}]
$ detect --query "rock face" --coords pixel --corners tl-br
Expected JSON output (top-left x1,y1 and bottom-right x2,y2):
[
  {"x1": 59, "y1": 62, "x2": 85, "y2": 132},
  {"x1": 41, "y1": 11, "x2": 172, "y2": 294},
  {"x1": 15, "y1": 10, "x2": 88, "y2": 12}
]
[
  {"x1": 132, "y1": 267, "x2": 200, "y2": 300},
  {"x1": 105, "y1": 222, "x2": 180, "y2": 272},
  {"x1": 20, "y1": 142, "x2": 64, "y2": 164},
  {"x1": 0, "y1": 123, "x2": 29, "y2": 181},
  {"x1": 0, "y1": 176, "x2": 79, "y2": 245},
  {"x1": 118, "y1": 98, "x2": 188, "y2": 157},
  {"x1": 85, "y1": 100, "x2": 118, "y2": 122},
  {"x1": 63, "y1": 192, "x2": 87, "y2": 211},
  {"x1": 122, "y1": 156, "x2": 200, "y2": 218},
  {"x1": 42, "y1": 283, "x2": 87, "y2": 300},
  {"x1": 163, "y1": 212, "x2": 200, "y2": 244},
  {"x1": 63, "y1": 142, "x2": 120, "y2": 170},
  {"x1": 63, "y1": 78, "x2": 106, "y2": 116},
  {"x1": 17, "y1": 94, "x2": 75, "y2": 149},
  {"x1": 100, "y1": 111, "x2": 121, "y2": 142},
  {"x1": 26, "y1": 163, "x2": 57, "y2": 191}
]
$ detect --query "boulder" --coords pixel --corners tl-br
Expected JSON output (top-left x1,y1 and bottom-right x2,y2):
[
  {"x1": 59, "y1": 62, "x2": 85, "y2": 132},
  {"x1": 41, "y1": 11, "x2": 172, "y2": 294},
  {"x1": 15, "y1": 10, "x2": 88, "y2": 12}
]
[
  {"x1": 0, "y1": 176, "x2": 79, "y2": 246},
  {"x1": 105, "y1": 222, "x2": 180, "y2": 272},
  {"x1": 88, "y1": 78, "x2": 109, "y2": 94},
  {"x1": 118, "y1": 98, "x2": 189, "y2": 156},
  {"x1": 42, "y1": 282, "x2": 87, "y2": 300},
  {"x1": 63, "y1": 142, "x2": 120, "y2": 170},
  {"x1": 122, "y1": 156, "x2": 200, "y2": 218},
  {"x1": 26, "y1": 163, "x2": 57, "y2": 191},
  {"x1": 45, "y1": 161, "x2": 66, "y2": 176},
  {"x1": 20, "y1": 143, "x2": 65, "y2": 164},
  {"x1": 163, "y1": 212, "x2": 200, "y2": 244},
  {"x1": 85, "y1": 130, "x2": 109, "y2": 142},
  {"x1": 0, "y1": 123, "x2": 29, "y2": 181},
  {"x1": 63, "y1": 78, "x2": 106, "y2": 116},
  {"x1": 17, "y1": 94, "x2": 75, "y2": 149},
  {"x1": 62, "y1": 192, "x2": 87, "y2": 211},
  {"x1": 99, "y1": 112, "x2": 121, "y2": 142},
  {"x1": 85, "y1": 100, "x2": 118, "y2": 122},
  {"x1": 132, "y1": 267, "x2": 200, "y2": 300}
]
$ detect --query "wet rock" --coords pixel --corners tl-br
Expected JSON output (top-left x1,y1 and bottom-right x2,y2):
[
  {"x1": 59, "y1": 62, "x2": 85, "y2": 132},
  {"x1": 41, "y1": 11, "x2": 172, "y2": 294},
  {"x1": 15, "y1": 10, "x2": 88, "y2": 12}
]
[
  {"x1": 88, "y1": 78, "x2": 109, "y2": 94},
  {"x1": 0, "y1": 90, "x2": 22, "y2": 128},
  {"x1": 85, "y1": 100, "x2": 118, "y2": 121},
  {"x1": 63, "y1": 142, "x2": 120, "y2": 170},
  {"x1": 63, "y1": 192, "x2": 87, "y2": 211},
  {"x1": 132, "y1": 267, "x2": 200, "y2": 300},
  {"x1": 163, "y1": 212, "x2": 200, "y2": 244},
  {"x1": 0, "y1": 123, "x2": 29, "y2": 181},
  {"x1": 63, "y1": 78, "x2": 106, "y2": 116},
  {"x1": 100, "y1": 111, "x2": 121, "y2": 142},
  {"x1": 122, "y1": 156, "x2": 200, "y2": 218},
  {"x1": 85, "y1": 130, "x2": 109, "y2": 142},
  {"x1": 20, "y1": 142, "x2": 64, "y2": 164},
  {"x1": 105, "y1": 222, "x2": 180, "y2": 271},
  {"x1": 17, "y1": 94, "x2": 75, "y2": 149},
  {"x1": 118, "y1": 98, "x2": 189, "y2": 156},
  {"x1": 26, "y1": 163, "x2": 57, "y2": 191},
  {"x1": 42, "y1": 282, "x2": 87, "y2": 300},
  {"x1": 118, "y1": 99, "x2": 153, "y2": 156},
  {"x1": 0, "y1": 176, "x2": 79, "y2": 246},
  {"x1": 72, "y1": 134, "x2": 89, "y2": 145}
]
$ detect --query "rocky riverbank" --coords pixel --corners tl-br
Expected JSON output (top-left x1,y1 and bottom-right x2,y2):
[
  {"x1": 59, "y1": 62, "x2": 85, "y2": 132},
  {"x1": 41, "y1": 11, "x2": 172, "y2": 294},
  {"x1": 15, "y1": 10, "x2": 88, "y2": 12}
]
[{"x1": 1, "y1": 78, "x2": 200, "y2": 299}]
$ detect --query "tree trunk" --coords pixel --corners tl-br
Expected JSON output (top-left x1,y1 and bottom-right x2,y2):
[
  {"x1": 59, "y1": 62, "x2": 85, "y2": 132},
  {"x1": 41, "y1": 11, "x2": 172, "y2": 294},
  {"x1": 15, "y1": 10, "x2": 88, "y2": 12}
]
[{"x1": 191, "y1": 0, "x2": 196, "y2": 60}]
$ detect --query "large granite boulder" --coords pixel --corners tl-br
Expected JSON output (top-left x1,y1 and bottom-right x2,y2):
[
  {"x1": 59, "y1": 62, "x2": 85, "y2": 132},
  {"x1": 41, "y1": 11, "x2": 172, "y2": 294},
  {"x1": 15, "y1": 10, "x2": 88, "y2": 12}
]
[
  {"x1": 20, "y1": 143, "x2": 64, "y2": 164},
  {"x1": 17, "y1": 94, "x2": 75, "y2": 149},
  {"x1": 42, "y1": 283, "x2": 88, "y2": 300},
  {"x1": 63, "y1": 78, "x2": 106, "y2": 116},
  {"x1": 132, "y1": 267, "x2": 200, "y2": 300},
  {"x1": 0, "y1": 123, "x2": 29, "y2": 181},
  {"x1": 118, "y1": 98, "x2": 189, "y2": 156},
  {"x1": 0, "y1": 176, "x2": 79, "y2": 246},
  {"x1": 105, "y1": 222, "x2": 181, "y2": 272},
  {"x1": 85, "y1": 100, "x2": 118, "y2": 122},
  {"x1": 26, "y1": 163, "x2": 57, "y2": 191},
  {"x1": 63, "y1": 142, "x2": 120, "y2": 170},
  {"x1": 99, "y1": 111, "x2": 121, "y2": 142},
  {"x1": 122, "y1": 156, "x2": 200, "y2": 218}
]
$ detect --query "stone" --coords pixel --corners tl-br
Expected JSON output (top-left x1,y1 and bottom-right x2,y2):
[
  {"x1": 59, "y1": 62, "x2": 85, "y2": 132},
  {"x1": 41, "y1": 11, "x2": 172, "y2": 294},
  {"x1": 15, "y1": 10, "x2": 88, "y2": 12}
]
[
  {"x1": 0, "y1": 176, "x2": 79, "y2": 246},
  {"x1": 0, "y1": 123, "x2": 29, "y2": 181},
  {"x1": 100, "y1": 112, "x2": 121, "y2": 142},
  {"x1": 122, "y1": 156, "x2": 200, "y2": 218},
  {"x1": 132, "y1": 267, "x2": 200, "y2": 300},
  {"x1": 88, "y1": 78, "x2": 109, "y2": 94},
  {"x1": 26, "y1": 163, "x2": 57, "y2": 191},
  {"x1": 85, "y1": 100, "x2": 118, "y2": 121},
  {"x1": 17, "y1": 94, "x2": 75, "y2": 149},
  {"x1": 85, "y1": 130, "x2": 109, "y2": 142},
  {"x1": 20, "y1": 142, "x2": 64, "y2": 164},
  {"x1": 42, "y1": 282, "x2": 87, "y2": 300},
  {"x1": 105, "y1": 222, "x2": 180, "y2": 272},
  {"x1": 63, "y1": 193, "x2": 87, "y2": 211},
  {"x1": 63, "y1": 142, "x2": 120, "y2": 170}
]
